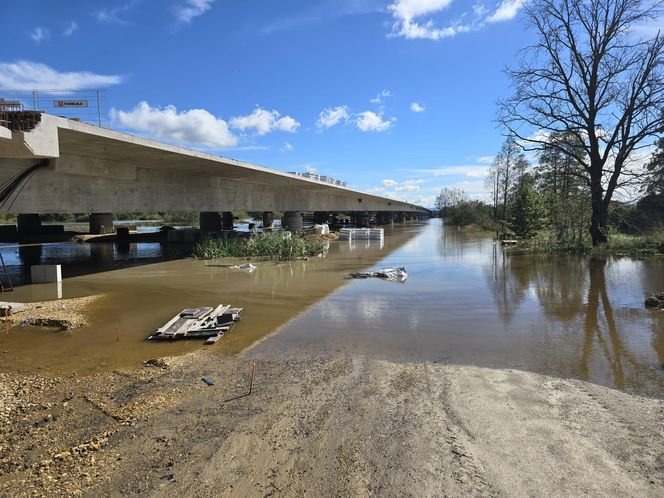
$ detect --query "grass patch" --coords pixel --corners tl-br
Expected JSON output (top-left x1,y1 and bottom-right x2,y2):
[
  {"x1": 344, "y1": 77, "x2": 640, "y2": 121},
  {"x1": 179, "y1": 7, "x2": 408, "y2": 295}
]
[
  {"x1": 509, "y1": 228, "x2": 664, "y2": 256},
  {"x1": 192, "y1": 231, "x2": 328, "y2": 261}
]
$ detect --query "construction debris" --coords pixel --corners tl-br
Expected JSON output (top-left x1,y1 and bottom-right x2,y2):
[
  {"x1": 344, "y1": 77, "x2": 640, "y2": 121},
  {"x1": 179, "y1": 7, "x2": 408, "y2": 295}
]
[
  {"x1": 339, "y1": 228, "x2": 384, "y2": 242},
  {"x1": 148, "y1": 305, "x2": 243, "y2": 344},
  {"x1": 230, "y1": 263, "x2": 257, "y2": 272},
  {"x1": 348, "y1": 267, "x2": 408, "y2": 282}
]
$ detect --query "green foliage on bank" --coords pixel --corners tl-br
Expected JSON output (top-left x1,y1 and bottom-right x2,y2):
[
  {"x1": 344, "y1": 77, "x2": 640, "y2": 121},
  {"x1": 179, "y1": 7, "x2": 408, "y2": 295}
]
[{"x1": 192, "y1": 231, "x2": 328, "y2": 261}]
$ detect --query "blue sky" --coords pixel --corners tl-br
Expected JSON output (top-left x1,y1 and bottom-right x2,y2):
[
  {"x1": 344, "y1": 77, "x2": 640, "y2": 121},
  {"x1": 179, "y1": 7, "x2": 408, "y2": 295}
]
[{"x1": 2, "y1": 0, "x2": 536, "y2": 207}]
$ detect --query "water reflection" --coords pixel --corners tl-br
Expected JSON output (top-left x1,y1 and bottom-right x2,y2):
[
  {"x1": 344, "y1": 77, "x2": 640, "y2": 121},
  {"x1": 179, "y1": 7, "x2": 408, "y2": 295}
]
[
  {"x1": 0, "y1": 241, "x2": 193, "y2": 286},
  {"x1": 0, "y1": 223, "x2": 421, "y2": 375},
  {"x1": 255, "y1": 220, "x2": 664, "y2": 397}
]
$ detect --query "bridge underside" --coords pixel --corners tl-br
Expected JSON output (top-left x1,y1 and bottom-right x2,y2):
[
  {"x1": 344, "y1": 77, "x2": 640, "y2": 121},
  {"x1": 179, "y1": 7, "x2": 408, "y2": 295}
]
[{"x1": 0, "y1": 114, "x2": 429, "y2": 215}]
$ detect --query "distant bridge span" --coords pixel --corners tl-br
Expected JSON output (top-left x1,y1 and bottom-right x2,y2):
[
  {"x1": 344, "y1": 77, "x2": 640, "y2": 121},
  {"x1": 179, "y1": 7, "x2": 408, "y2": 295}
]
[{"x1": 0, "y1": 113, "x2": 429, "y2": 217}]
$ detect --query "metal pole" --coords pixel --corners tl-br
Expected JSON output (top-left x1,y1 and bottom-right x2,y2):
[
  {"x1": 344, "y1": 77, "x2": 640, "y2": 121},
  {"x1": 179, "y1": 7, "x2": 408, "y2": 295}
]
[
  {"x1": 32, "y1": 91, "x2": 37, "y2": 110},
  {"x1": 96, "y1": 90, "x2": 101, "y2": 126}
]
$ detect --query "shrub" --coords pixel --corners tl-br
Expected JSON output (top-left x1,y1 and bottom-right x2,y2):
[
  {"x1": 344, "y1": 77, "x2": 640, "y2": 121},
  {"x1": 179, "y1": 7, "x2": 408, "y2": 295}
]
[{"x1": 192, "y1": 231, "x2": 327, "y2": 260}]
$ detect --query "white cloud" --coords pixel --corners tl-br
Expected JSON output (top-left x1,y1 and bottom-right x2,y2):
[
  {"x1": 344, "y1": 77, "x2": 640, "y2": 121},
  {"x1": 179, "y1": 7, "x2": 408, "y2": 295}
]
[
  {"x1": 396, "y1": 184, "x2": 420, "y2": 192},
  {"x1": 381, "y1": 179, "x2": 398, "y2": 188},
  {"x1": 63, "y1": 21, "x2": 78, "y2": 37},
  {"x1": 487, "y1": 0, "x2": 528, "y2": 23},
  {"x1": 110, "y1": 101, "x2": 238, "y2": 148},
  {"x1": 174, "y1": 0, "x2": 215, "y2": 24},
  {"x1": 370, "y1": 89, "x2": 392, "y2": 105},
  {"x1": 304, "y1": 165, "x2": 317, "y2": 174},
  {"x1": 410, "y1": 102, "x2": 425, "y2": 112},
  {"x1": 355, "y1": 111, "x2": 396, "y2": 132},
  {"x1": 389, "y1": 0, "x2": 472, "y2": 40},
  {"x1": 316, "y1": 105, "x2": 350, "y2": 129},
  {"x1": 390, "y1": 0, "x2": 454, "y2": 20},
  {"x1": 94, "y1": 2, "x2": 137, "y2": 24},
  {"x1": 30, "y1": 27, "x2": 50, "y2": 43},
  {"x1": 476, "y1": 155, "x2": 495, "y2": 164},
  {"x1": 473, "y1": 3, "x2": 488, "y2": 16},
  {"x1": 230, "y1": 107, "x2": 300, "y2": 135},
  {"x1": 281, "y1": 142, "x2": 294, "y2": 152},
  {"x1": 0, "y1": 61, "x2": 123, "y2": 90},
  {"x1": 404, "y1": 165, "x2": 490, "y2": 178},
  {"x1": 388, "y1": 0, "x2": 527, "y2": 40}
]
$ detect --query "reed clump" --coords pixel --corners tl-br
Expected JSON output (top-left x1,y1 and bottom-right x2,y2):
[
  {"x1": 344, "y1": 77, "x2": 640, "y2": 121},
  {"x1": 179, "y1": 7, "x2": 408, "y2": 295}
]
[{"x1": 192, "y1": 231, "x2": 327, "y2": 261}]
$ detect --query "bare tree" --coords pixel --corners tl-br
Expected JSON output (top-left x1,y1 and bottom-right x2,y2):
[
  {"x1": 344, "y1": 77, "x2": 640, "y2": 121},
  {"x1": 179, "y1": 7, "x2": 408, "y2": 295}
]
[
  {"x1": 491, "y1": 137, "x2": 528, "y2": 220},
  {"x1": 499, "y1": 0, "x2": 664, "y2": 245}
]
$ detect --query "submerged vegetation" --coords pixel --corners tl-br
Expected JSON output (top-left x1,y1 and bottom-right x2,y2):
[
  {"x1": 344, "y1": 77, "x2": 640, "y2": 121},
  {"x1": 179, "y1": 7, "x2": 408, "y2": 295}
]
[{"x1": 192, "y1": 231, "x2": 328, "y2": 261}]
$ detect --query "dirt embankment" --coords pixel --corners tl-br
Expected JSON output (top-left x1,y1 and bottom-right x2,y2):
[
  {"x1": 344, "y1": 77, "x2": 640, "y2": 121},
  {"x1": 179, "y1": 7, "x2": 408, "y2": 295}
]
[
  {"x1": 0, "y1": 351, "x2": 662, "y2": 497},
  {"x1": 0, "y1": 296, "x2": 101, "y2": 330}
]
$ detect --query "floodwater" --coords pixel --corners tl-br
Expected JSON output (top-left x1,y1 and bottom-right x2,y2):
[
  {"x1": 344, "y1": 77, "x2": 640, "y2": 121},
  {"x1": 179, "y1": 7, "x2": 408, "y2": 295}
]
[
  {"x1": 0, "y1": 224, "x2": 419, "y2": 375},
  {"x1": 252, "y1": 220, "x2": 664, "y2": 398},
  {"x1": 1, "y1": 220, "x2": 663, "y2": 397}
]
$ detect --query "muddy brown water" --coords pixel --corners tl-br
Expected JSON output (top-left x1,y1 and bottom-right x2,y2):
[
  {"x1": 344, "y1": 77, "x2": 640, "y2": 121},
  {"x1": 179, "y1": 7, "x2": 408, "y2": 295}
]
[
  {"x1": 1, "y1": 220, "x2": 663, "y2": 398},
  {"x1": 0, "y1": 224, "x2": 419, "y2": 375}
]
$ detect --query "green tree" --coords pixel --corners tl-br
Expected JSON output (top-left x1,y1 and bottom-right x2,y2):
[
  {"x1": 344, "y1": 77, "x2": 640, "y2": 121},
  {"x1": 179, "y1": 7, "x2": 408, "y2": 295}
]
[
  {"x1": 499, "y1": 0, "x2": 664, "y2": 245},
  {"x1": 537, "y1": 132, "x2": 591, "y2": 246},
  {"x1": 489, "y1": 137, "x2": 528, "y2": 221},
  {"x1": 646, "y1": 137, "x2": 664, "y2": 196},
  {"x1": 509, "y1": 176, "x2": 546, "y2": 238}
]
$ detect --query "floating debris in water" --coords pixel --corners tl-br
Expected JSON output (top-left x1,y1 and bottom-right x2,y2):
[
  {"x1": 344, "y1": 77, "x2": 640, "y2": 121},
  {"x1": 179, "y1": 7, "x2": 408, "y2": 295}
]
[
  {"x1": 148, "y1": 305, "x2": 243, "y2": 344},
  {"x1": 230, "y1": 263, "x2": 256, "y2": 272},
  {"x1": 348, "y1": 267, "x2": 408, "y2": 282}
]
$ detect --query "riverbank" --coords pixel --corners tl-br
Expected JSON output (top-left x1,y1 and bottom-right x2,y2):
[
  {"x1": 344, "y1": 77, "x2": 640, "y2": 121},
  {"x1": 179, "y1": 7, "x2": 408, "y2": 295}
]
[
  {"x1": 0, "y1": 296, "x2": 101, "y2": 330},
  {"x1": 0, "y1": 350, "x2": 662, "y2": 497}
]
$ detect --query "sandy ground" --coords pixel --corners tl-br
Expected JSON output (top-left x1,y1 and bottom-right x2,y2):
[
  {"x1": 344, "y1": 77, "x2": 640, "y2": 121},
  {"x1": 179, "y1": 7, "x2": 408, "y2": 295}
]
[
  {"x1": 0, "y1": 296, "x2": 101, "y2": 329},
  {"x1": 0, "y1": 350, "x2": 662, "y2": 497}
]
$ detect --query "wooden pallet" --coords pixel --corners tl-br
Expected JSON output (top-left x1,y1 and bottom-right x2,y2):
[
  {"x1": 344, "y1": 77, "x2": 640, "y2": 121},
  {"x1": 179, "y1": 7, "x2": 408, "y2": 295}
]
[{"x1": 148, "y1": 305, "x2": 242, "y2": 344}]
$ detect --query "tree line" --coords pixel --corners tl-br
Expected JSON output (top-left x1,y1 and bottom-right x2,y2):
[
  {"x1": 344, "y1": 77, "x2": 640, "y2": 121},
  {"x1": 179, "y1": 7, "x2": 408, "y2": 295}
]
[
  {"x1": 437, "y1": 0, "x2": 664, "y2": 249},
  {"x1": 436, "y1": 133, "x2": 664, "y2": 248}
]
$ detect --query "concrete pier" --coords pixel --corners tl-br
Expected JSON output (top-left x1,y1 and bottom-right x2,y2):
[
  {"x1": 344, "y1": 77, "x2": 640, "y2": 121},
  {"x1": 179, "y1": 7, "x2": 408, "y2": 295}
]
[
  {"x1": 222, "y1": 212, "x2": 234, "y2": 231},
  {"x1": 282, "y1": 211, "x2": 303, "y2": 232},
  {"x1": 200, "y1": 212, "x2": 222, "y2": 233},
  {"x1": 355, "y1": 211, "x2": 370, "y2": 228},
  {"x1": 16, "y1": 214, "x2": 41, "y2": 234},
  {"x1": 262, "y1": 211, "x2": 274, "y2": 229},
  {"x1": 314, "y1": 211, "x2": 330, "y2": 225},
  {"x1": 89, "y1": 213, "x2": 114, "y2": 234}
]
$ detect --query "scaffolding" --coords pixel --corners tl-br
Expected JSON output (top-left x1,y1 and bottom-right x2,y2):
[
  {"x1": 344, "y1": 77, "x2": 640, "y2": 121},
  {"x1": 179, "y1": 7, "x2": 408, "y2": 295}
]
[{"x1": 0, "y1": 90, "x2": 108, "y2": 127}]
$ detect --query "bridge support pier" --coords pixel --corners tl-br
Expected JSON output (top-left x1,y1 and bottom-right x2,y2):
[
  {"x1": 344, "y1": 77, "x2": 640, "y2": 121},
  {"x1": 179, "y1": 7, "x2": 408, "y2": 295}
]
[
  {"x1": 89, "y1": 213, "x2": 114, "y2": 234},
  {"x1": 262, "y1": 211, "x2": 274, "y2": 230},
  {"x1": 282, "y1": 211, "x2": 303, "y2": 232},
  {"x1": 199, "y1": 211, "x2": 222, "y2": 233},
  {"x1": 355, "y1": 211, "x2": 370, "y2": 228},
  {"x1": 313, "y1": 211, "x2": 330, "y2": 225},
  {"x1": 222, "y1": 211, "x2": 234, "y2": 231},
  {"x1": 17, "y1": 214, "x2": 41, "y2": 234}
]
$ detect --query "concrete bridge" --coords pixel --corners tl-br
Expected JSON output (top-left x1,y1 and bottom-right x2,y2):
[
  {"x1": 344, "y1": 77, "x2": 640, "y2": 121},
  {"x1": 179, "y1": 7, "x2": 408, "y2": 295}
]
[{"x1": 0, "y1": 112, "x2": 429, "y2": 233}]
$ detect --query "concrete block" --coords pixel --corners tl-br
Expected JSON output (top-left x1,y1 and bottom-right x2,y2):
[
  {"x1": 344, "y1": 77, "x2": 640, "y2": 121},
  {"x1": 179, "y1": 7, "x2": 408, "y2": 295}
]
[{"x1": 31, "y1": 264, "x2": 62, "y2": 284}]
